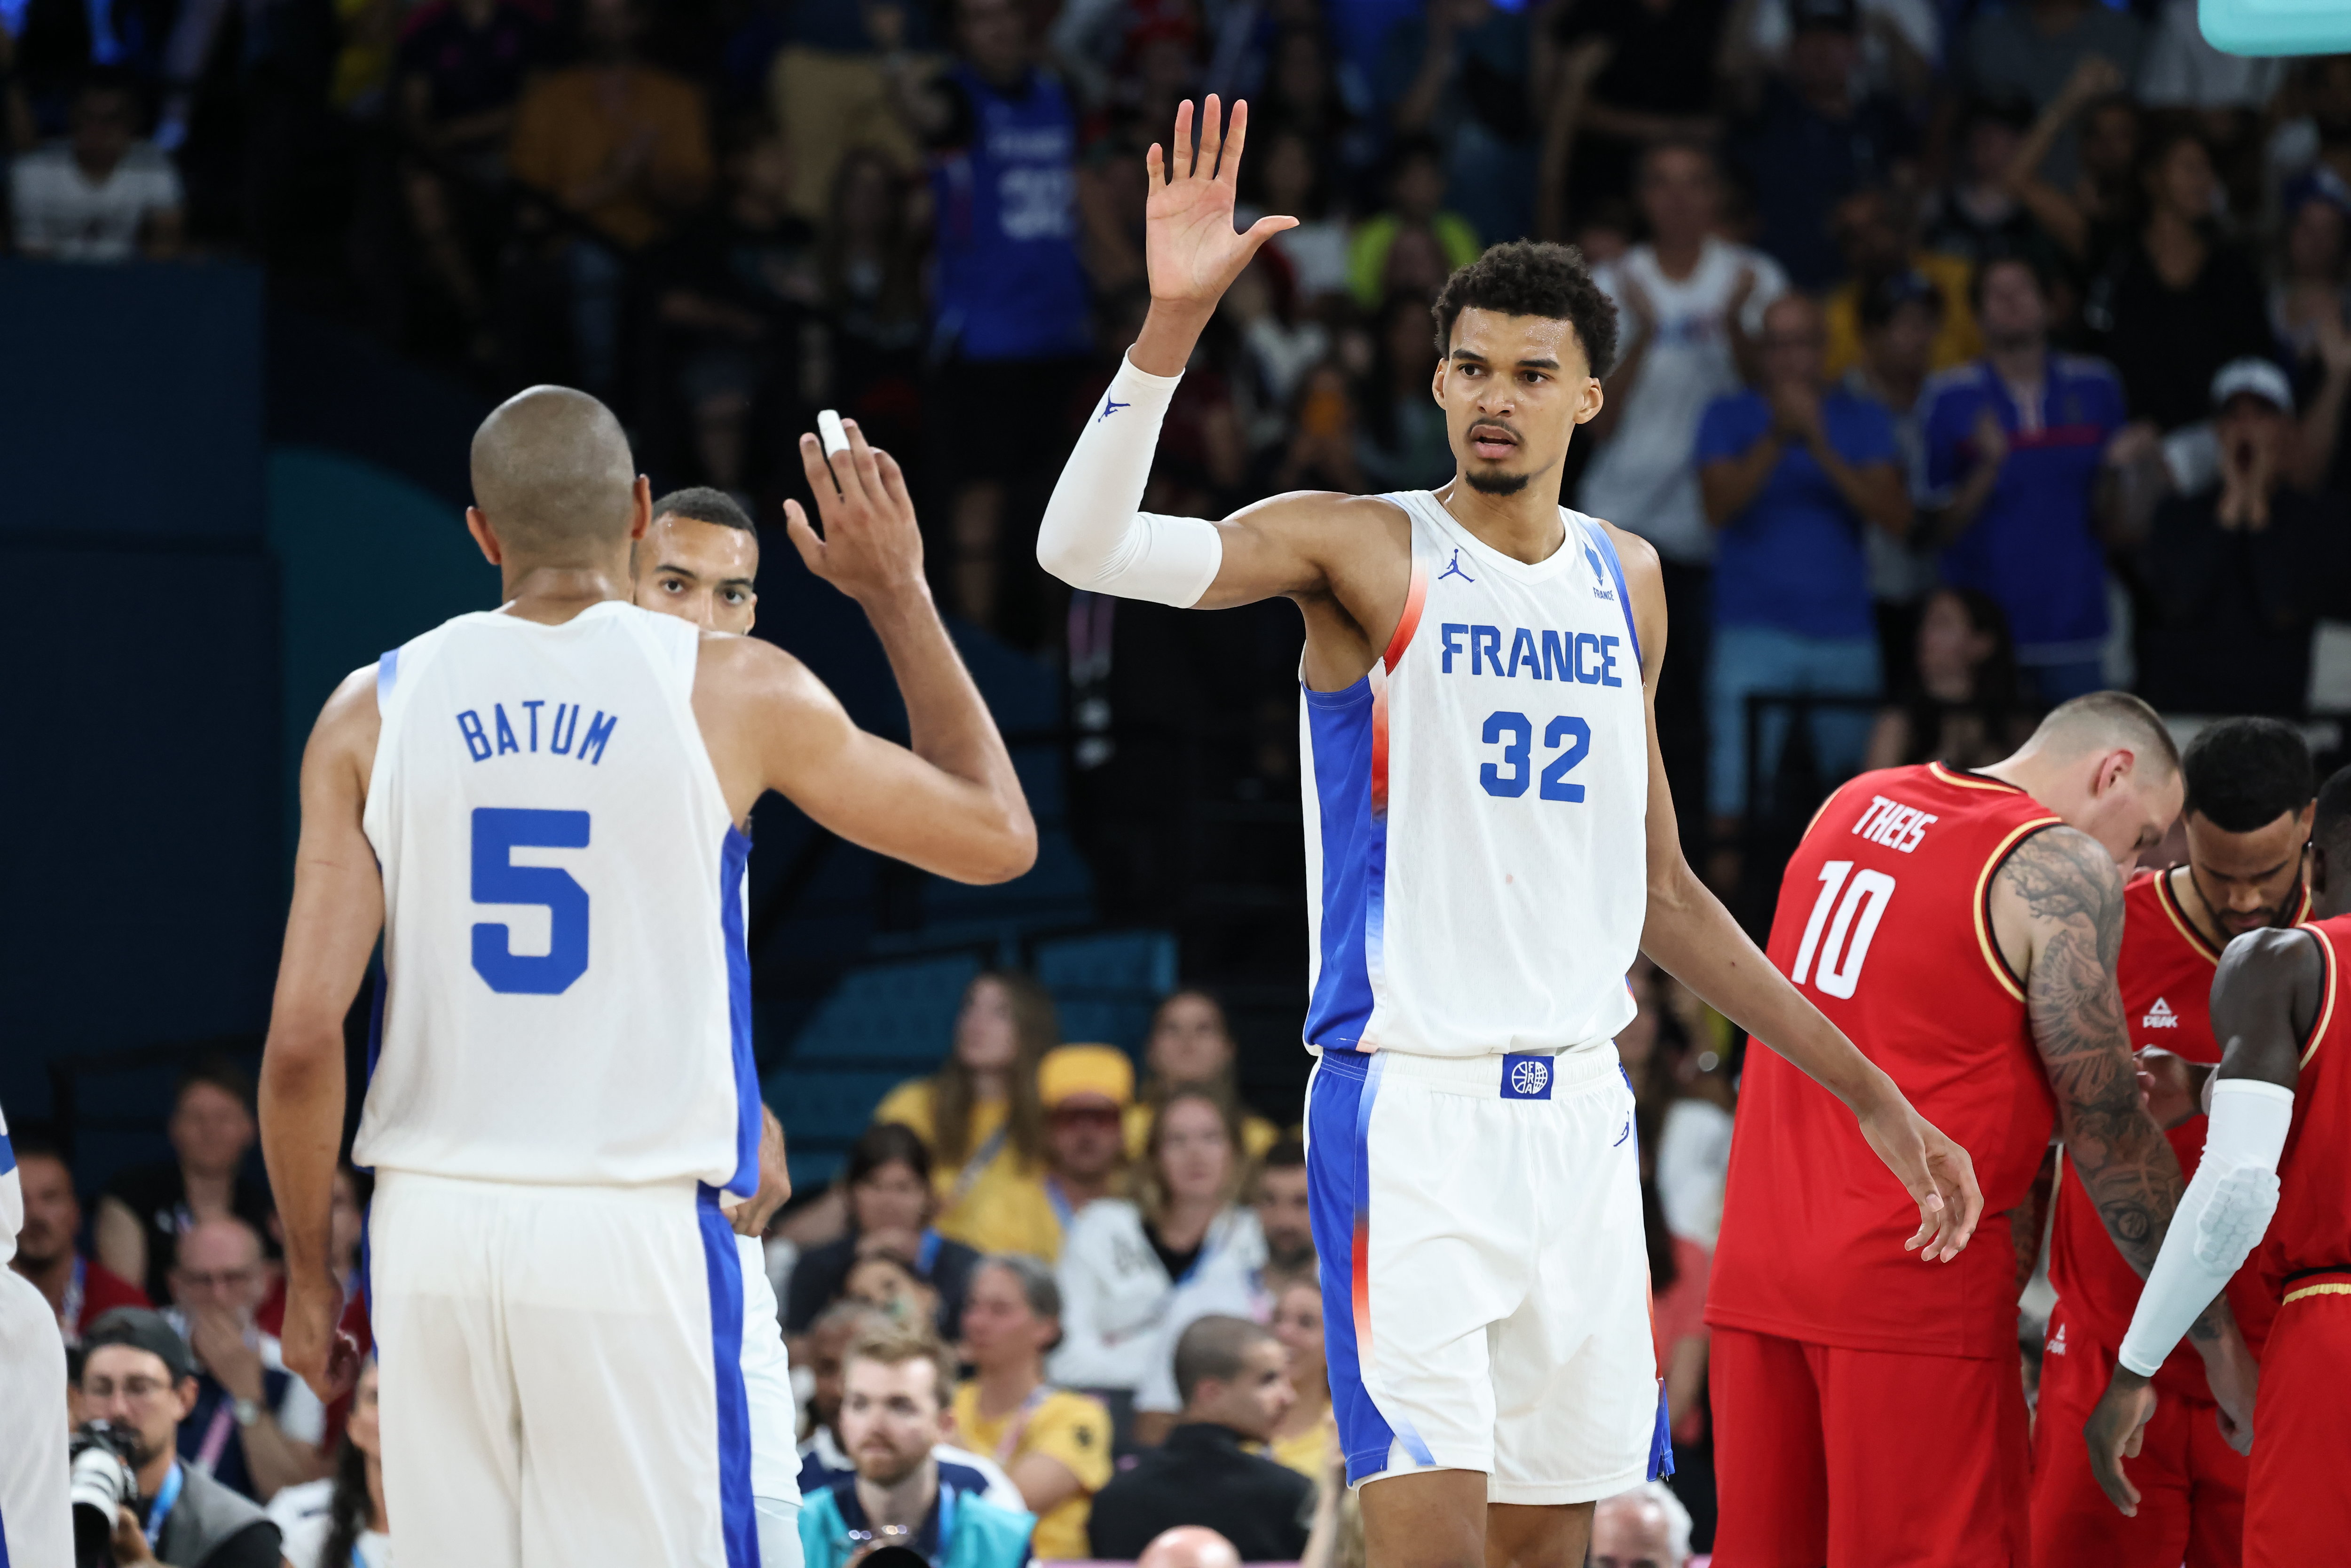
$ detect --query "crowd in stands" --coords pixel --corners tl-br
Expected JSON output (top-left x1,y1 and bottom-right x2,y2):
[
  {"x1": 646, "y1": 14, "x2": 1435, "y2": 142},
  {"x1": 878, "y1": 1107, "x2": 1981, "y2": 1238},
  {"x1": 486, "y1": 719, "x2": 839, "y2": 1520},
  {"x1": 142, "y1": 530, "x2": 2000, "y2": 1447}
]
[
  {"x1": 15, "y1": 966, "x2": 1731, "y2": 1563},
  {"x1": 6, "y1": 0, "x2": 2351, "y2": 812}
]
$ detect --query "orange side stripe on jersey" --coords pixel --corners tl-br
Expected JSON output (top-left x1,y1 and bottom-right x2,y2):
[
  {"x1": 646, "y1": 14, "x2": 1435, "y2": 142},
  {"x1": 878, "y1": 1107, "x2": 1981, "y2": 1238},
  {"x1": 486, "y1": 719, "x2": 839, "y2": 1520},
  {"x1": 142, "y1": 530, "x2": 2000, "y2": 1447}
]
[
  {"x1": 1973, "y1": 817, "x2": 2066, "y2": 1003},
  {"x1": 1930, "y1": 761, "x2": 2024, "y2": 793},
  {"x1": 2303, "y1": 924, "x2": 2339, "y2": 1068},
  {"x1": 1381, "y1": 560, "x2": 1429, "y2": 674},
  {"x1": 2153, "y1": 869, "x2": 2222, "y2": 965}
]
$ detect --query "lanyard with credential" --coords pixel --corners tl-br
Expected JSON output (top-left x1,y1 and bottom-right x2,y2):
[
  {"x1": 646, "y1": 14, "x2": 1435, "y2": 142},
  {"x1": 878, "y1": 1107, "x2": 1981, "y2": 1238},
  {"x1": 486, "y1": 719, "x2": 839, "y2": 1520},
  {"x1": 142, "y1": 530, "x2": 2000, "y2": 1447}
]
[{"x1": 146, "y1": 1462, "x2": 186, "y2": 1549}]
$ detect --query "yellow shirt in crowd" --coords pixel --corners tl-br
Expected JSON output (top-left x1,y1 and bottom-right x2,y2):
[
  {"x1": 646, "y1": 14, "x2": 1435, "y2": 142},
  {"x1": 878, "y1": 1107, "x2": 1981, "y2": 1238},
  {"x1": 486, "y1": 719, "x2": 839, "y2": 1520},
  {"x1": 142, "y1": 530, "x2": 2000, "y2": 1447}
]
[
  {"x1": 1268, "y1": 1404, "x2": 1339, "y2": 1483},
  {"x1": 934, "y1": 1155, "x2": 1070, "y2": 1262},
  {"x1": 1822, "y1": 249, "x2": 1981, "y2": 381},
  {"x1": 951, "y1": 1383, "x2": 1113, "y2": 1561},
  {"x1": 1122, "y1": 1102, "x2": 1282, "y2": 1162}
]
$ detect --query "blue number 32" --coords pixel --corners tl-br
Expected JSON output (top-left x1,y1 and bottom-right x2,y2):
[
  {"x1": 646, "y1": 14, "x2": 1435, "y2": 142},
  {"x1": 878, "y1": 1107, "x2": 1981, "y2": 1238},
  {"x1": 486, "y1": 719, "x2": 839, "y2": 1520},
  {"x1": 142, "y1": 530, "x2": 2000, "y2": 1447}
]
[
  {"x1": 471, "y1": 807, "x2": 590, "y2": 995},
  {"x1": 1479, "y1": 712, "x2": 1591, "y2": 803}
]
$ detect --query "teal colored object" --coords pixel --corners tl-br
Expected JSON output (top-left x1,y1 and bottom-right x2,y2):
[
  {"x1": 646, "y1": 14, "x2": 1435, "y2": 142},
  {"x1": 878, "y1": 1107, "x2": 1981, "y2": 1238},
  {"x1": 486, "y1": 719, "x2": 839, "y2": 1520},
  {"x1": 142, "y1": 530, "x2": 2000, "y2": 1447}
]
[{"x1": 2201, "y1": 0, "x2": 2351, "y2": 56}]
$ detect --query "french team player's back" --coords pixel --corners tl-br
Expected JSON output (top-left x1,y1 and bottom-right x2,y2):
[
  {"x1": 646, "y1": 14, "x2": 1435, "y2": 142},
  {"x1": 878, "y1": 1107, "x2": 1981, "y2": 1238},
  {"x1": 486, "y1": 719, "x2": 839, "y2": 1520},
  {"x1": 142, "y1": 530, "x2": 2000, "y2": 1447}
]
[{"x1": 258, "y1": 388, "x2": 1035, "y2": 1568}]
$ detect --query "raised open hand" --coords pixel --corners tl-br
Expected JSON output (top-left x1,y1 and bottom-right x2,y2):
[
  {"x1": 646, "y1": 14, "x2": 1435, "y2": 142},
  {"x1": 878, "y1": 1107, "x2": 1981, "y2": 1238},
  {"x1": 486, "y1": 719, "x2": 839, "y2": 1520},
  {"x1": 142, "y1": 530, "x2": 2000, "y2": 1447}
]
[{"x1": 1145, "y1": 96, "x2": 1297, "y2": 312}]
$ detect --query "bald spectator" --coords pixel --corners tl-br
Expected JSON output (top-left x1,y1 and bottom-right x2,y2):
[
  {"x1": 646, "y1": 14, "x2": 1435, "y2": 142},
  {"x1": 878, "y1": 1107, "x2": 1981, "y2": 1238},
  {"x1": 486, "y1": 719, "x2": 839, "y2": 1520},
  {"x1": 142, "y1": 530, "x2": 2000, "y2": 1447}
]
[
  {"x1": 1088, "y1": 1316, "x2": 1315, "y2": 1561},
  {"x1": 7, "y1": 1138, "x2": 150, "y2": 1345},
  {"x1": 1139, "y1": 1526, "x2": 1242, "y2": 1568},
  {"x1": 1591, "y1": 1483, "x2": 1695, "y2": 1568},
  {"x1": 166, "y1": 1218, "x2": 327, "y2": 1501}
]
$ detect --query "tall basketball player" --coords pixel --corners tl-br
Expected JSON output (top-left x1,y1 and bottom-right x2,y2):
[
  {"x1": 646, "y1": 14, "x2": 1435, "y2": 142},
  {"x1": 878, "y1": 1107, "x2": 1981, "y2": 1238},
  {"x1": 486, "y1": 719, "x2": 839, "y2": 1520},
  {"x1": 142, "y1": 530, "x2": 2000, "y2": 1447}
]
[
  {"x1": 2031, "y1": 717, "x2": 2313, "y2": 1568},
  {"x1": 1033, "y1": 96, "x2": 1983, "y2": 1568},
  {"x1": 259, "y1": 392, "x2": 1035, "y2": 1568},
  {"x1": 1706, "y1": 693, "x2": 2257, "y2": 1568},
  {"x1": 2089, "y1": 765, "x2": 2351, "y2": 1568}
]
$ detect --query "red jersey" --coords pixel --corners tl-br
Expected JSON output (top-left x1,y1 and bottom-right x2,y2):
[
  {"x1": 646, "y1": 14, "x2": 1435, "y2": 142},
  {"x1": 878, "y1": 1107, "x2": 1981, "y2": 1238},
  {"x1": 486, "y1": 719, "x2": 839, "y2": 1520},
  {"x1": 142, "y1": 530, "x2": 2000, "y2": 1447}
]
[
  {"x1": 2259, "y1": 913, "x2": 2351, "y2": 1303},
  {"x1": 2046, "y1": 867, "x2": 2290, "y2": 1401},
  {"x1": 1710, "y1": 762, "x2": 2062, "y2": 1358},
  {"x1": 57, "y1": 1254, "x2": 149, "y2": 1345}
]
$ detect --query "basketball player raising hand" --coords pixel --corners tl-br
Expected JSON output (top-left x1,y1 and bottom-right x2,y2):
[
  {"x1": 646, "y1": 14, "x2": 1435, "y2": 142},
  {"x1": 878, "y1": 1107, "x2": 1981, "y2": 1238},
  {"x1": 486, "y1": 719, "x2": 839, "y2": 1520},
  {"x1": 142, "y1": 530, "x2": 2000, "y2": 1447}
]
[
  {"x1": 1033, "y1": 96, "x2": 1982, "y2": 1568},
  {"x1": 260, "y1": 391, "x2": 1033, "y2": 1568}
]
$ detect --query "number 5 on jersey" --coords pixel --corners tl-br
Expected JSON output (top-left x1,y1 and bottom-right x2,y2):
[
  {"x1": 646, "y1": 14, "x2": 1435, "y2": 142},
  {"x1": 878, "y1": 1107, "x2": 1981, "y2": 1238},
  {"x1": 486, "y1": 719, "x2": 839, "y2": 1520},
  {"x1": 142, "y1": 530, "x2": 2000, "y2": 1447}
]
[
  {"x1": 1790, "y1": 860, "x2": 1896, "y2": 999},
  {"x1": 472, "y1": 807, "x2": 590, "y2": 995}
]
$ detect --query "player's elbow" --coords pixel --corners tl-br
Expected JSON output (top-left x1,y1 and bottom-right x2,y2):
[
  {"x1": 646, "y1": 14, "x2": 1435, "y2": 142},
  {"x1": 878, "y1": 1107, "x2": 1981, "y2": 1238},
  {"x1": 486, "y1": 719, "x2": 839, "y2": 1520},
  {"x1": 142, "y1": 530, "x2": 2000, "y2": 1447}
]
[{"x1": 960, "y1": 813, "x2": 1039, "y2": 884}]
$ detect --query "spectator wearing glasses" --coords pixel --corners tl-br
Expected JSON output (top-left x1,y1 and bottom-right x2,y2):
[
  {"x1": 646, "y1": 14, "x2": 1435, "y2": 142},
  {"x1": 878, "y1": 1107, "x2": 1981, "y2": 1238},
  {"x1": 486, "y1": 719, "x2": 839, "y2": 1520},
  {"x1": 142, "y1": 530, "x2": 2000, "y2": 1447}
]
[
  {"x1": 97, "y1": 1061, "x2": 276, "y2": 1306},
  {"x1": 79, "y1": 1308, "x2": 283, "y2": 1568},
  {"x1": 164, "y1": 1218, "x2": 327, "y2": 1502},
  {"x1": 788, "y1": 1122, "x2": 983, "y2": 1337},
  {"x1": 799, "y1": 1318, "x2": 1037, "y2": 1568},
  {"x1": 951, "y1": 1044, "x2": 1135, "y2": 1264}
]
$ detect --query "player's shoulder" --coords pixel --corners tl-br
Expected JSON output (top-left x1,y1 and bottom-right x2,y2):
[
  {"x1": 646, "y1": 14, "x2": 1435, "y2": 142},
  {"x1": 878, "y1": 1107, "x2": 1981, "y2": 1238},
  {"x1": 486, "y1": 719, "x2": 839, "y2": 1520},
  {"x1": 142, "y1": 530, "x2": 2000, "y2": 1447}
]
[
  {"x1": 1995, "y1": 820, "x2": 2126, "y2": 916},
  {"x1": 1237, "y1": 487, "x2": 1415, "y2": 542}
]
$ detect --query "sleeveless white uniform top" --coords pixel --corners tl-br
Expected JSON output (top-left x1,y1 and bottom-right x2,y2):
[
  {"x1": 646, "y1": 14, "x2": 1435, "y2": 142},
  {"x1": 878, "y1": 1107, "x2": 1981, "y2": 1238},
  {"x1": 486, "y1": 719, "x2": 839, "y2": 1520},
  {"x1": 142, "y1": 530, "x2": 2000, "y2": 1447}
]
[
  {"x1": 355, "y1": 601, "x2": 758, "y2": 1192},
  {"x1": 1300, "y1": 491, "x2": 1649, "y2": 1060}
]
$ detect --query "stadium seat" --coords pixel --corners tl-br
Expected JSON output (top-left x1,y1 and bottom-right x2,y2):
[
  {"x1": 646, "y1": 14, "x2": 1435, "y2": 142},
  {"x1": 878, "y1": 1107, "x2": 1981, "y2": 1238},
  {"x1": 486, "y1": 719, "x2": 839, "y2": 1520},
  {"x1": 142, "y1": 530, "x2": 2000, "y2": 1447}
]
[{"x1": 1035, "y1": 930, "x2": 1177, "y2": 1052}]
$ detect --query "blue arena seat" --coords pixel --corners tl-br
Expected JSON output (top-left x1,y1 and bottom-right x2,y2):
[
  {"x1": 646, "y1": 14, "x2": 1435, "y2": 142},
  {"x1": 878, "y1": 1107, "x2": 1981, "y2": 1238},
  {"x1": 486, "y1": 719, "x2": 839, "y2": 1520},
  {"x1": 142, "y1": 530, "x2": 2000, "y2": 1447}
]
[{"x1": 1035, "y1": 930, "x2": 1178, "y2": 1054}]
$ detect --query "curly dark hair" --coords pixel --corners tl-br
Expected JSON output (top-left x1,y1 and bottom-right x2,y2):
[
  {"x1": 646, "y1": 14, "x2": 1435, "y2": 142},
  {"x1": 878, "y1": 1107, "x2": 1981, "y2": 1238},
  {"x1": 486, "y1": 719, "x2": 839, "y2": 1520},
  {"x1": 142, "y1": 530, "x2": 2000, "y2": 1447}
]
[{"x1": 1430, "y1": 241, "x2": 1620, "y2": 380}]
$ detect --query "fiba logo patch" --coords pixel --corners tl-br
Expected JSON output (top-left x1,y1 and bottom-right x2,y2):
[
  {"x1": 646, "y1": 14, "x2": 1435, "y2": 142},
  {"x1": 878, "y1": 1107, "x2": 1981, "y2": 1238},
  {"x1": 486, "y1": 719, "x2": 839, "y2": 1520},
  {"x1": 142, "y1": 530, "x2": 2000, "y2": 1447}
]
[{"x1": 1500, "y1": 1053, "x2": 1554, "y2": 1100}]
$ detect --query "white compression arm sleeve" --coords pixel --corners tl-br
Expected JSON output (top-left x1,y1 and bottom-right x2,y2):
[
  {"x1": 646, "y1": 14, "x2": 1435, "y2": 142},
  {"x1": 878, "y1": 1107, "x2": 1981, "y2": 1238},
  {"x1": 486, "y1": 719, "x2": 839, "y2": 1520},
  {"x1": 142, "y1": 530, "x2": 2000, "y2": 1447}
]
[
  {"x1": 2116, "y1": 1078, "x2": 2296, "y2": 1375},
  {"x1": 1035, "y1": 351, "x2": 1225, "y2": 607}
]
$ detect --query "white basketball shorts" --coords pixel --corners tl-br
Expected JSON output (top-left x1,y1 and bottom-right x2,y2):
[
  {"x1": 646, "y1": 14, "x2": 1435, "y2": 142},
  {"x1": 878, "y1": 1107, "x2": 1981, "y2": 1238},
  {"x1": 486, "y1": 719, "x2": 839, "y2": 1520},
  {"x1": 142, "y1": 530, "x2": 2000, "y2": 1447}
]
[
  {"x1": 369, "y1": 1173, "x2": 761, "y2": 1567},
  {"x1": 1305, "y1": 1045, "x2": 1670, "y2": 1505}
]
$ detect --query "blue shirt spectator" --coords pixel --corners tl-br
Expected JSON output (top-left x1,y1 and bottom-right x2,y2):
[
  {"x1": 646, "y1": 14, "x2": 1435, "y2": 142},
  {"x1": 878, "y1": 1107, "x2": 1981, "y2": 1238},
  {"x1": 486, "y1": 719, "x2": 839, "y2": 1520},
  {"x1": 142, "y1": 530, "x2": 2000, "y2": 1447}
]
[
  {"x1": 798, "y1": 1459, "x2": 1035, "y2": 1568},
  {"x1": 1696, "y1": 294, "x2": 1909, "y2": 821}
]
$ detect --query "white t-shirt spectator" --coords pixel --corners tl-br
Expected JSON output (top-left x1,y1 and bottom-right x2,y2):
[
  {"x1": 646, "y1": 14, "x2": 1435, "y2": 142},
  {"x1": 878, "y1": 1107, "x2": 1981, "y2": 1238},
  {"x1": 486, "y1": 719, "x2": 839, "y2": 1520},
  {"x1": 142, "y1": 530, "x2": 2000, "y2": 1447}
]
[
  {"x1": 1051, "y1": 1202, "x2": 1266, "y2": 1394},
  {"x1": 2137, "y1": 0, "x2": 2284, "y2": 110},
  {"x1": 1657, "y1": 1098, "x2": 1736, "y2": 1248},
  {"x1": 1579, "y1": 239, "x2": 1788, "y2": 565},
  {"x1": 268, "y1": 1480, "x2": 391, "y2": 1568},
  {"x1": 10, "y1": 142, "x2": 183, "y2": 261}
]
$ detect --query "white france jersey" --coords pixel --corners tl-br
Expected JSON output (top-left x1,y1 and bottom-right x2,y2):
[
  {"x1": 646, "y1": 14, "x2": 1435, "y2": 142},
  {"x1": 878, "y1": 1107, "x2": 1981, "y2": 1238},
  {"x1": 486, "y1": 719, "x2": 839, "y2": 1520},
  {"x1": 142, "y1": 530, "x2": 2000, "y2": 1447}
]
[
  {"x1": 355, "y1": 601, "x2": 758, "y2": 1192},
  {"x1": 1301, "y1": 492, "x2": 1649, "y2": 1060}
]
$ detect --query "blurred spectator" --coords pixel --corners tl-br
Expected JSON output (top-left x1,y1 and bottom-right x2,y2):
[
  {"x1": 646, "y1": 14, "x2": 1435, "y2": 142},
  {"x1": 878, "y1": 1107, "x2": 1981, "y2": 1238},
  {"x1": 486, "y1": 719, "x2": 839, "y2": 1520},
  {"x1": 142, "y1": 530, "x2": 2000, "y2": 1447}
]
[
  {"x1": 798, "y1": 1319, "x2": 1039, "y2": 1568},
  {"x1": 842, "y1": 1246, "x2": 943, "y2": 1325},
  {"x1": 1252, "y1": 23, "x2": 1368, "y2": 177},
  {"x1": 1581, "y1": 141, "x2": 1786, "y2": 830},
  {"x1": 98, "y1": 1060, "x2": 276, "y2": 1304},
  {"x1": 1346, "y1": 135, "x2": 1480, "y2": 312},
  {"x1": 1820, "y1": 188, "x2": 1979, "y2": 381},
  {"x1": 1140, "y1": 1524, "x2": 1245, "y2": 1568},
  {"x1": 1728, "y1": 0, "x2": 1935, "y2": 106},
  {"x1": 1726, "y1": 0, "x2": 1915, "y2": 291},
  {"x1": 2139, "y1": 359, "x2": 2351, "y2": 716},
  {"x1": 952, "y1": 1044, "x2": 1135, "y2": 1263},
  {"x1": 10, "y1": 0, "x2": 172, "y2": 126},
  {"x1": 507, "y1": 0, "x2": 713, "y2": 392},
  {"x1": 2272, "y1": 173, "x2": 2351, "y2": 362},
  {"x1": 820, "y1": 145, "x2": 929, "y2": 455},
  {"x1": 1377, "y1": 0, "x2": 1535, "y2": 248},
  {"x1": 2003, "y1": 56, "x2": 2142, "y2": 268},
  {"x1": 1921, "y1": 95, "x2": 2045, "y2": 267},
  {"x1": 874, "y1": 969, "x2": 1055, "y2": 1234},
  {"x1": 1089, "y1": 1317, "x2": 1314, "y2": 1560},
  {"x1": 166, "y1": 1217, "x2": 326, "y2": 1502},
  {"x1": 886, "y1": 0, "x2": 1090, "y2": 636},
  {"x1": 1236, "y1": 128, "x2": 1351, "y2": 305},
  {"x1": 1550, "y1": 0, "x2": 1730, "y2": 204},
  {"x1": 2271, "y1": 56, "x2": 2351, "y2": 208},
  {"x1": 268, "y1": 1360, "x2": 387, "y2": 1568},
  {"x1": 797, "y1": 1300, "x2": 1026, "y2": 1505},
  {"x1": 2085, "y1": 124, "x2": 2272, "y2": 434},
  {"x1": 955, "y1": 1256, "x2": 1114, "y2": 1560},
  {"x1": 9, "y1": 68, "x2": 181, "y2": 259},
  {"x1": 1841, "y1": 271, "x2": 1943, "y2": 661},
  {"x1": 1696, "y1": 292, "x2": 1906, "y2": 840},
  {"x1": 1865, "y1": 586, "x2": 2035, "y2": 770},
  {"x1": 1128, "y1": 990, "x2": 1278, "y2": 1160},
  {"x1": 1618, "y1": 957, "x2": 1734, "y2": 1248},
  {"x1": 81, "y1": 1307, "x2": 283, "y2": 1568},
  {"x1": 649, "y1": 133, "x2": 820, "y2": 496},
  {"x1": 1958, "y1": 0, "x2": 2141, "y2": 191},
  {"x1": 1263, "y1": 1273, "x2": 1335, "y2": 1479},
  {"x1": 2135, "y1": 0, "x2": 2283, "y2": 113},
  {"x1": 1356, "y1": 292, "x2": 1455, "y2": 490},
  {"x1": 1922, "y1": 253, "x2": 2141, "y2": 704},
  {"x1": 393, "y1": 0, "x2": 550, "y2": 337},
  {"x1": 1592, "y1": 1482, "x2": 1695, "y2": 1568},
  {"x1": 1267, "y1": 361, "x2": 1370, "y2": 494},
  {"x1": 1253, "y1": 1137, "x2": 1313, "y2": 1277},
  {"x1": 1642, "y1": 1159, "x2": 1714, "y2": 1484},
  {"x1": 1223, "y1": 254, "x2": 1336, "y2": 451},
  {"x1": 787, "y1": 1123, "x2": 981, "y2": 1337},
  {"x1": 8, "y1": 1137, "x2": 150, "y2": 1344},
  {"x1": 1054, "y1": 1089, "x2": 1267, "y2": 1400}
]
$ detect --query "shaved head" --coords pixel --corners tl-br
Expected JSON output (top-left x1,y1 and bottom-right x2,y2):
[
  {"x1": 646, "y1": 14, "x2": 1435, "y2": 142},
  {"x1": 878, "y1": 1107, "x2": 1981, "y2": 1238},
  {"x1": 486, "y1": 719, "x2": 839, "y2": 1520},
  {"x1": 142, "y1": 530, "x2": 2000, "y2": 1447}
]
[
  {"x1": 2029, "y1": 692, "x2": 2181, "y2": 780},
  {"x1": 470, "y1": 386, "x2": 639, "y2": 557}
]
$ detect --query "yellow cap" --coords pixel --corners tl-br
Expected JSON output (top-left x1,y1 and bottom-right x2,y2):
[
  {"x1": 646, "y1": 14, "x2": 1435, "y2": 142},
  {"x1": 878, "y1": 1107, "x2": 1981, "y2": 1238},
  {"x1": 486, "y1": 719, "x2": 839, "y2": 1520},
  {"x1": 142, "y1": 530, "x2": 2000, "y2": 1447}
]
[{"x1": 1039, "y1": 1044, "x2": 1135, "y2": 1110}]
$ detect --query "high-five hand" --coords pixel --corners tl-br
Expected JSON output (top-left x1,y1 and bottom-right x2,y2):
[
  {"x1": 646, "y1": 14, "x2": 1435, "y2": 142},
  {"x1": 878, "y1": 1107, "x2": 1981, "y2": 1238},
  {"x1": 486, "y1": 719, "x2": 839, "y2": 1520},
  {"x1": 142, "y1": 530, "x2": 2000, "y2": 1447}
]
[{"x1": 1133, "y1": 96, "x2": 1295, "y2": 375}]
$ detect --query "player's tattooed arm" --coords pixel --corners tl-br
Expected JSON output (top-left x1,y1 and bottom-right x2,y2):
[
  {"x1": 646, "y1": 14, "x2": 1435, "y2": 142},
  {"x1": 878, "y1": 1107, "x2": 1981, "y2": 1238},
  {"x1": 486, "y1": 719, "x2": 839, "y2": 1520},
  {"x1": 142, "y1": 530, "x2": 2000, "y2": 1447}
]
[
  {"x1": 2013, "y1": 1146, "x2": 2055, "y2": 1299},
  {"x1": 2001, "y1": 827, "x2": 2201, "y2": 1305}
]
